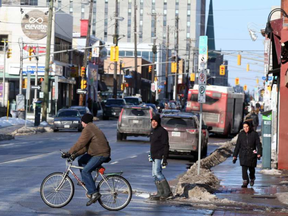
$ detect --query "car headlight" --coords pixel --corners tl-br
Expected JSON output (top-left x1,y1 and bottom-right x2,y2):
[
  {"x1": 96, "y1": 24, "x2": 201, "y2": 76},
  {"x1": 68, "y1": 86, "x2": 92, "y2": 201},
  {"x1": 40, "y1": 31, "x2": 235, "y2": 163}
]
[
  {"x1": 73, "y1": 121, "x2": 80, "y2": 124},
  {"x1": 54, "y1": 121, "x2": 61, "y2": 124}
]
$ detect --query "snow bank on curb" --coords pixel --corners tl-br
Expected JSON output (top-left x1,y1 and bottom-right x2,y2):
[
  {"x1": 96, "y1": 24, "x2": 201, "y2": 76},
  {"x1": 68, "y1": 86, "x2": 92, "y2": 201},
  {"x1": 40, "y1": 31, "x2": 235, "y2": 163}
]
[
  {"x1": 259, "y1": 169, "x2": 282, "y2": 176},
  {"x1": 276, "y1": 192, "x2": 288, "y2": 205},
  {"x1": 174, "y1": 135, "x2": 238, "y2": 201},
  {"x1": 11, "y1": 126, "x2": 53, "y2": 135}
]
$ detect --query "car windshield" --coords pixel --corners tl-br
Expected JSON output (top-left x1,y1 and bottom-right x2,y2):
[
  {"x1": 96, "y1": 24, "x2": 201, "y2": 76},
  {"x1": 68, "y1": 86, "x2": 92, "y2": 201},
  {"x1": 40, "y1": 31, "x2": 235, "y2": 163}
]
[
  {"x1": 106, "y1": 100, "x2": 125, "y2": 105},
  {"x1": 71, "y1": 108, "x2": 86, "y2": 115},
  {"x1": 57, "y1": 110, "x2": 80, "y2": 117},
  {"x1": 124, "y1": 108, "x2": 150, "y2": 117},
  {"x1": 162, "y1": 110, "x2": 180, "y2": 114},
  {"x1": 162, "y1": 117, "x2": 196, "y2": 129},
  {"x1": 125, "y1": 98, "x2": 140, "y2": 105}
]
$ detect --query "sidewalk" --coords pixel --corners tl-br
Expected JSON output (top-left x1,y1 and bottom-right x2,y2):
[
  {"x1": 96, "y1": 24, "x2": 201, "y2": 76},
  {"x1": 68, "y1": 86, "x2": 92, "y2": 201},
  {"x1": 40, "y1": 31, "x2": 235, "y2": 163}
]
[{"x1": 212, "y1": 154, "x2": 288, "y2": 214}]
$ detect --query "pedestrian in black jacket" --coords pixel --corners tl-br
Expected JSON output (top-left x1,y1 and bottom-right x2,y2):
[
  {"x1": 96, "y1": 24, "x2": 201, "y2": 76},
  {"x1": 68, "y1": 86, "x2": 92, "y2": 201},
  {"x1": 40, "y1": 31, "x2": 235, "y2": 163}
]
[
  {"x1": 149, "y1": 114, "x2": 172, "y2": 201},
  {"x1": 233, "y1": 121, "x2": 262, "y2": 188}
]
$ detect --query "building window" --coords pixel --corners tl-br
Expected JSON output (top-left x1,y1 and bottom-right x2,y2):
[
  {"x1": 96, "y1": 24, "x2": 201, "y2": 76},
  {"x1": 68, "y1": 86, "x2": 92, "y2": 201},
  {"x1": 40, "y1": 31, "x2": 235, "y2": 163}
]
[
  {"x1": 187, "y1": 0, "x2": 191, "y2": 5},
  {"x1": 140, "y1": 20, "x2": 143, "y2": 26},
  {"x1": 187, "y1": 10, "x2": 191, "y2": 16},
  {"x1": 187, "y1": 21, "x2": 190, "y2": 27},
  {"x1": 140, "y1": 9, "x2": 143, "y2": 14},
  {"x1": 164, "y1": 0, "x2": 167, "y2": 4},
  {"x1": 164, "y1": 9, "x2": 167, "y2": 15},
  {"x1": 186, "y1": 33, "x2": 190, "y2": 38},
  {"x1": 21, "y1": 0, "x2": 38, "y2": 5},
  {"x1": 126, "y1": 51, "x2": 133, "y2": 56},
  {"x1": 0, "y1": 35, "x2": 8, "y2": 52},
  {"x1": 175, "y1": 10, "x2": 179, "y2": 15}
]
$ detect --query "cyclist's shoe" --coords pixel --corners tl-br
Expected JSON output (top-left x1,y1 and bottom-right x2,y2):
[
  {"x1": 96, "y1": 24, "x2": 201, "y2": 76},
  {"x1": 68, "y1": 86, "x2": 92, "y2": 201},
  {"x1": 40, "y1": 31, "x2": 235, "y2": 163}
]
[{"x1": 86, "y1": 192, "x2": 101, "y2": 206}]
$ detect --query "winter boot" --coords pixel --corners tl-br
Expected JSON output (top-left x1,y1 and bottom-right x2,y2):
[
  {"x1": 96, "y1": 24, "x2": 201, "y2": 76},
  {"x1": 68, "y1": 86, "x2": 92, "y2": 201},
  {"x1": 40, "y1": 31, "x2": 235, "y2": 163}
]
[
  {"x1": 250, "y1": 179, "x2": 255, "y2": 186},
  {"x1": 159, "y1": 179, "x2": 173, "y2": 201},
  {"x1": 149, "y1": 181, "x2": 164, "y2": 200},
  {"x1": 241, "y1": 180, "x2": 248, "y2": 188}
]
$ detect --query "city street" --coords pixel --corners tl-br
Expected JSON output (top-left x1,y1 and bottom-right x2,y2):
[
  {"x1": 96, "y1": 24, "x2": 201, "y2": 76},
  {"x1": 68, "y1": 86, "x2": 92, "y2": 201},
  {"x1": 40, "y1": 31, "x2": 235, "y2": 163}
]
[{"x1": 0, "y1": 120, "x2": 225, "y2": 216}]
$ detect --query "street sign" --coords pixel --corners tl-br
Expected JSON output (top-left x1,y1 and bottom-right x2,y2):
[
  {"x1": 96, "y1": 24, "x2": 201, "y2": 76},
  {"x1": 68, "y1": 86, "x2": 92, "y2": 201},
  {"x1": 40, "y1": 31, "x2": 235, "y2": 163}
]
[
  {"x1": 77, "y1": 89, "x2": 87, "y2": 94},
  {"x1": 268, "y1": 76, "x2": 272, "y2": 81},
  {"x1": 31, "y1": 85, "x2": 41, "y2": 90},
  {"x1": 262, "y1": 76, "x2": 266, "y2": 80},
  {"x1": 26, "y1": 72, "x2": 31, "y2": 100},
  {"x1": 124, "y1": 75, "x2": 132, "y2": 79},
  {"x1": 198, "y1": 84, "x2": 206, "y2": 103},
  {"x1": 198, "y1": 71, "x2": 207, "y2": 85}
]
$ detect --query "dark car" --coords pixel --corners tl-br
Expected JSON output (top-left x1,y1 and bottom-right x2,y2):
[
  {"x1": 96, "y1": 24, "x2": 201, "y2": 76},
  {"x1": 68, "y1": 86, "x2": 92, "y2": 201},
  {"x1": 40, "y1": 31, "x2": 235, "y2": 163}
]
[
  {"x1": 124, "y1": 96, "x2": 142, "y2": 105},
  {"x1": 117, "y1": 105, "x2": 153, "y2": 141},
  {"x1": 161, "y1": 113, "x2": 208, "y2": 157},
  {"x1": 70, "y1": 106, "x2": 91, "y2": 116},
  {"x1": 103, "y1": 98, "x2": 126, "y2": 120},
  {"x1": 53, "y1": 109, "x2": 82, "y2": 132},
  {"x1": 143, "y1": 103, "x2": 158, "y2": 114}
]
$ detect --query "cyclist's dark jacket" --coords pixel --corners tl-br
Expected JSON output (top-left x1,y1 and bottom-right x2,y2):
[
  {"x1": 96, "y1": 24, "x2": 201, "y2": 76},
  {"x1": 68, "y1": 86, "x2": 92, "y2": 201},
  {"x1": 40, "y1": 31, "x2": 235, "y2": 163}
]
[
  {"x1": 150, "y1": 114, "x2": 169, "y2": 162},
  {"x1": 68, "y1": 122, "x2": 110, "y2": 157}
]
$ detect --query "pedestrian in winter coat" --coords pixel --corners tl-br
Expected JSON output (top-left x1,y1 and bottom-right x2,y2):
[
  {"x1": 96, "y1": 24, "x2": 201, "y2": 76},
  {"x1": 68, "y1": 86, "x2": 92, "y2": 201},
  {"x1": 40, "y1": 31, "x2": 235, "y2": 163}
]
[
  {"x1": 233, "y1": 121, "x2": 262, "y2": 188},
  {"x1": 149, "y1": 113, "x2": 173, "y2": 201}
]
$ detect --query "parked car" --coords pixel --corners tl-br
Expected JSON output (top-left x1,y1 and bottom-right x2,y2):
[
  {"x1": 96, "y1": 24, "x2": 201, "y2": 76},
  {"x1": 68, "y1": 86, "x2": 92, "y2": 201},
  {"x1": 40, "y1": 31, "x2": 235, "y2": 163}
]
[
  {"x1": 103, "y1": 98, "x2": 126, "y2": 120},
  {"x1": 94, "y1": 101, "x2": 104, "y2": 119},
  {"x1": 117, "y1": 105, "x2": 153, "y2": 141},
  {"x1": 143, "y1": 103, "x2": 158, "y2": 114},
  {"x1": 70, "y1": 106, "x2": 91, "y2": 116},
  {"x1": 53, "y1": 109, "x2": 82, "y2": 132},
  {"x1": 124, "y1": 96, "x2": 143, "y2": 105},
  {"x1": 161, "y1": 113, "x2": 208, "y2": 157}
]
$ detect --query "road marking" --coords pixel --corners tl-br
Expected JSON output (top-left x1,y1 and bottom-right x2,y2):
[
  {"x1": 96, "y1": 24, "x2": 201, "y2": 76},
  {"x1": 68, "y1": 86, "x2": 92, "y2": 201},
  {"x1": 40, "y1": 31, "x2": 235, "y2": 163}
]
[
  {"x1": 0, "y1": 151, "x2": 57, "y2": 165},
  {"x1": 130, "y1": 155, "x2": 137, "y2": 158},
  {"x1": 111, "y1": 161, "x2": 118, "y2": 164}
]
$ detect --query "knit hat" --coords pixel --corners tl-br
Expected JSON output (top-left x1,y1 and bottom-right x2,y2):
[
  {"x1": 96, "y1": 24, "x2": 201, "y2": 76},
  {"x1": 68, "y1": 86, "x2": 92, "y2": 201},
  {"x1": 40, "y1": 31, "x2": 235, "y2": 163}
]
[
  {"x1": 81, "y1": 113, "x2": 93, "y2": 124},
  {"x1": 151, "y1": 113, "x2": 161, "y2": 125}
]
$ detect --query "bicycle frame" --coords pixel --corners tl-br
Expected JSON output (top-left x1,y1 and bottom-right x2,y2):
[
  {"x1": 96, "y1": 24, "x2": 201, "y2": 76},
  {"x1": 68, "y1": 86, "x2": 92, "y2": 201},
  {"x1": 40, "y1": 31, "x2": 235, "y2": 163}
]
[{"x1": 55, "y1": 159, "x2": 122, "y2": 194}]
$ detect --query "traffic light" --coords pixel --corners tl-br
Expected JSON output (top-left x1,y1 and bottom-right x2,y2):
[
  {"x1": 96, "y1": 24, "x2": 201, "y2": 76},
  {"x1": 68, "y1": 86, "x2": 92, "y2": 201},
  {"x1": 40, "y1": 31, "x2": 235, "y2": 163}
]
[
  {"x1": 171, "y1": 62, "x2": 177, "y2": 73},
  {"x1": 38, "y1": 78, "x2": 44, "y2": 85},
  {"x1": 7, "y1": 49, "x2": 12, "y2": 59},
  {"x1": 243, "y1": 85, "x2": 247, "y2": 91},
  {"x1": 190, "y1": 73, "x2": 195, "y2": 81},
  {"x1": 148, "y1": 65, "x2": 152, "y2": 73},
  {"x1": 235, "y1": 77, "x2": 239, "y2": 85},
  {"x1": 158, "y1": 89, "x2": 161, "y2": 93},
  {"x1": 89, "y1": 52, "x2": 92, "y2": 61},
  {"x1": 22, "y1": 78, "x2": 27, "y2": 89},
  {"x1": 110, "y1": 46, "x2": 119, "y2": 62},
  {"x1": 237, "y1": 54, "x2": 241, "y2": 65},
  {"x1": 82, "y1": 79, "x2": 87, "y2": 89},
  {"x1": 81, "y1": 66, "x2": 86, "y2": 77},
  {"x1": 246, "y1": 64, "x2": 249, "y2": 72},
  {"x1": 219, "y1": 65, "x2": 225, "y2": 75},
  {"x1": 29, "y1": 47, "x2": 33, "y2": 61},
  {"x1": 256, "y1": 78, "x2": 259, "y2": 84}
]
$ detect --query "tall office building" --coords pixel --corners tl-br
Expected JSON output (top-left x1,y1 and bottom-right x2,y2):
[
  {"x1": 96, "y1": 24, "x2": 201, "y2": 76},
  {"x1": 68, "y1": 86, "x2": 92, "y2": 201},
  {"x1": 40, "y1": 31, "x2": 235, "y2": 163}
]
[{"x1": 38, "y1": 0, "x2": 206, "y2": 66}]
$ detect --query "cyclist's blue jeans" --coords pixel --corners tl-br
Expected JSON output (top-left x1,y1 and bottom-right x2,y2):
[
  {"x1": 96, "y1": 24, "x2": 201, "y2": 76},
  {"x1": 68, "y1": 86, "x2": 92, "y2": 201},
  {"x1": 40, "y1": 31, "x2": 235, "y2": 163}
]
[
  {"x1": 152, "y1": 159, "x2": 165, "y2": 182},
  {"x1": 78, "y1": 154, "x2": 109, "y2": 195}
]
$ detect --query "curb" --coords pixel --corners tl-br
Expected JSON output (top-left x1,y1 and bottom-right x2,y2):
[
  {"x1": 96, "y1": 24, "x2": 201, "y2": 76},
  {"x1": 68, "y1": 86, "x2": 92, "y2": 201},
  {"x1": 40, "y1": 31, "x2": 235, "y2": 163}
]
[
  {"x1": 11, "y1": 126, "x2": 53, "y2": 136},
  {"x1": 0, "y1": 134, "x2": 14, "y2": 141}
]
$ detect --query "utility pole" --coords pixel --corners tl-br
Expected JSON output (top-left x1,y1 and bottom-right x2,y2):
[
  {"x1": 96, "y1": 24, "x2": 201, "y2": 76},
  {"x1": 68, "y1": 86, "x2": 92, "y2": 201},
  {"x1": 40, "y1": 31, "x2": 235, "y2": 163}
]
[
  {"x1": 34, "y1": 45, "x2": 39, "y2": 103},
  {"x1": 173, "y1": 16, "x2": 179, "y2": 101},
  {"x1": 19, "y1": 38, "x2": 23, "y2": 95},
  {"x1": 113, "y1": 0, "x2": 119, "y2": 99},
  {"x1": 42, "y1": 0, "x2": 54, "y2": 122},
  {"x1": 165, "y1": 25, "x2": 169, "y2": 99},
  {"x1": 2, "y1": 40, "x2": 7, "y2": 106},
  {"x1": 79, "y1": 0, "x2": 93, "y2": 106},
  {"x1": 151, "y1": 13, "x2": 157, "y2": 83},
  {"x1": 134, "y1": 0, "x2": 138, "y2": 95},
  {"x1": 185, "y1": 38, "x2": 191, "y2": 101}
]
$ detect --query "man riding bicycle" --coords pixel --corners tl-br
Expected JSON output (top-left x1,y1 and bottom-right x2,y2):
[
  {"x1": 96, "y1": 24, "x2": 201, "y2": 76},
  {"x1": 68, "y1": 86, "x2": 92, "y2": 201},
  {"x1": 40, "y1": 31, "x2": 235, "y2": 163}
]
[{"x1": 62, "y1": 113, "x2": 111, "y2": 206}]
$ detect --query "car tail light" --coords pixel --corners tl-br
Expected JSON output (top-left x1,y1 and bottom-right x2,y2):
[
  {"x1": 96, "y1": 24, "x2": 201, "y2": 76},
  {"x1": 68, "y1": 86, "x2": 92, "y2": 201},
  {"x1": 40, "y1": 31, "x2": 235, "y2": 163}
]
[
  {"x1": 202, "y1": 130, "x2": 207, "y2": 136},
  {"x1": 149, "y1": 109, "x2": 152, "y2": 119},
  {"x1": 119, "y1": 108, "x2": 124, "y2": 123},
  {"x1": 186, "y1": 129, "x2": 198, "y2": 134}
]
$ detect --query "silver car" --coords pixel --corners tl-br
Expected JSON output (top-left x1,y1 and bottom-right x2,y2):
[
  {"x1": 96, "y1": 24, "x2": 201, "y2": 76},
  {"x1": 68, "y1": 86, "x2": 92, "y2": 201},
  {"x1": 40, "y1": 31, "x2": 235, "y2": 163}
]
[{"x1": 117, "y1": 106, "x2": 152, "y2": 141}]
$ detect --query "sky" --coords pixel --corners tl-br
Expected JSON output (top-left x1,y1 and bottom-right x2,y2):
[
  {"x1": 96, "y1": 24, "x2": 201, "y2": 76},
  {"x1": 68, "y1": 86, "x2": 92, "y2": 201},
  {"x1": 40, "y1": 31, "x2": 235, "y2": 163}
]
[{"x1": 209, "y1": 0, "x2": 280, "y2": 93}]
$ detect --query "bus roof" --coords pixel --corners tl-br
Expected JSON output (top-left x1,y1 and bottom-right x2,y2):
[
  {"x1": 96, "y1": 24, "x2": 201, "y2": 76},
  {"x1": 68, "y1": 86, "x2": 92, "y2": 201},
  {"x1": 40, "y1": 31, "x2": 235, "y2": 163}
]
[{"x1": 192, "y1": 84, "x2": 234, "y2": 94}]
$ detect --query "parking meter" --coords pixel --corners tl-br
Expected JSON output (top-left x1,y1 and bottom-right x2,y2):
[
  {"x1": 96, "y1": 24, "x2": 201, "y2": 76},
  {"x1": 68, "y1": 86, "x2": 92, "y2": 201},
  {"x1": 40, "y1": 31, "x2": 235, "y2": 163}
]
[{"x1": 261, "y1": 110, "x2": 272, "y2": 169}]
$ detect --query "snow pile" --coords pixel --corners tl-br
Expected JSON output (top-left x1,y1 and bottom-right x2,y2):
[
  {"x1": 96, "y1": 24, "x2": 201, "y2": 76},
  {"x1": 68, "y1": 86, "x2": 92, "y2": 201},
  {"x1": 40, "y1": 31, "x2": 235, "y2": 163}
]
[
  {"x1": 259, "y1": 169, "x2": 282, "y2": 176},
  {"x1": 276, "y1": 192, "x2": 288, "y2": 205},
  {"x1": 0, "y1": 117, "x2": 33, "y2": 127},
  {"x1": 175, "y1": 135, "x2": 238, "y2": 202}
]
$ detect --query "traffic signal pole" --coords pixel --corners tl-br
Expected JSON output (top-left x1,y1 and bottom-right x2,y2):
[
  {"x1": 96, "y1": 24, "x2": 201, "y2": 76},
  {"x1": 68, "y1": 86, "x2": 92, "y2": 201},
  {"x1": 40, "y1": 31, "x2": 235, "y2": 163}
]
[
  {"x1": 2, "y1": 40, "x2": 7, "y2": 106},
  {"x1": 113, "y1": 0, "x2": 119, "y2": 99}
]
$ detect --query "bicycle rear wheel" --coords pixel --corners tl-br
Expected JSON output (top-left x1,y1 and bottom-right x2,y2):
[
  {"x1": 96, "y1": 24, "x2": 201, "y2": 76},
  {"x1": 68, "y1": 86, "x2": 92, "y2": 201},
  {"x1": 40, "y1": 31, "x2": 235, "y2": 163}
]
[
  {"x1": 97, "y1": 175, "x2": 132, "y2": 211},
  {"x1": 40, "y1": 172, "x2": 74, "y2": 208}
]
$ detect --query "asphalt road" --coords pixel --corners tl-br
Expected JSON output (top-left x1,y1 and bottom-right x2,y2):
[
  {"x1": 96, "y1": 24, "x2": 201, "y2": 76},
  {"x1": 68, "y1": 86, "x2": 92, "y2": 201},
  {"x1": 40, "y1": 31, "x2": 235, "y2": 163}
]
[{"x1": 0, "y1": 120, "x2": 228, "y2": 216}]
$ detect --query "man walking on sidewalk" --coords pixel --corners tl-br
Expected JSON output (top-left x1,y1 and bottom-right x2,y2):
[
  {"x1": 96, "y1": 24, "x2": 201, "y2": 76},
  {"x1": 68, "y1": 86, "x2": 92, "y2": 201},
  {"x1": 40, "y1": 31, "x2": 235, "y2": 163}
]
[
  {"x1": 233, "y1": 121, "x2": 262, "y2": 188},
  {"x1": 149, "y1": 114, "x2": 173, "y2": 201}
]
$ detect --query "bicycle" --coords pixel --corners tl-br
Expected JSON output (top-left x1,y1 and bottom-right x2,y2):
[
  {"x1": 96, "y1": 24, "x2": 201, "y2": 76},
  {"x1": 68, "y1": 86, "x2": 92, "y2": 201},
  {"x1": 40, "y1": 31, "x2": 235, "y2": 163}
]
[{"x1": 40, "y1": 151, "x2": 132, "y2": 211}]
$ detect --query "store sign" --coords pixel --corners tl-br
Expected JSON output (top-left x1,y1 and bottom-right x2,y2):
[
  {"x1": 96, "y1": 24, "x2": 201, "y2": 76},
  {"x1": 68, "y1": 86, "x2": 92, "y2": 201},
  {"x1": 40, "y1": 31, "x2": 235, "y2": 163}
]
[{"x1": 21, "y1": 10, "x2": 48, "y2": 40}]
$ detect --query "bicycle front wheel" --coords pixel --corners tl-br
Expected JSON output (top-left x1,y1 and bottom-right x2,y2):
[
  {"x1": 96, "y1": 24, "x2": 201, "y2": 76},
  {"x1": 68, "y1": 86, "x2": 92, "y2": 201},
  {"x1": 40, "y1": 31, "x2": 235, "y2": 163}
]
[
  {"x1": 40, "y1": 172, "x2": 74, "y2": 208},
  {"x1": 98, "y1": 175, "x2": 132, "y2": 211}
]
